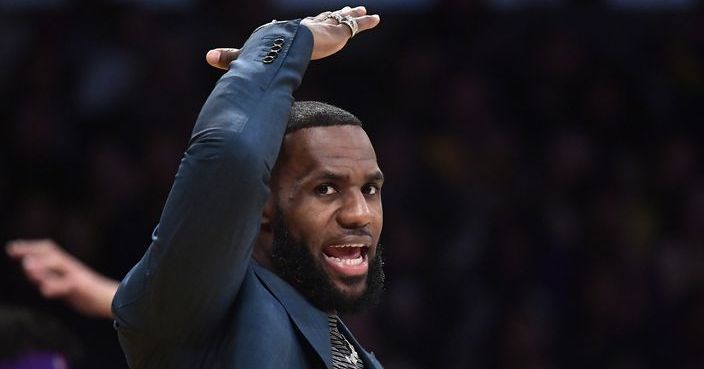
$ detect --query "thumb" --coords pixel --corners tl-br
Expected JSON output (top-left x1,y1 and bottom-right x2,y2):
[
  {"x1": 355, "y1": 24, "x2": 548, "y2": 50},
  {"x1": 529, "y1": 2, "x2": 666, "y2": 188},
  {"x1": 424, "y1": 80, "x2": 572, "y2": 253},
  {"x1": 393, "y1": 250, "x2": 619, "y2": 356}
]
[
  {"x1": 206, "y1": 48, "x2": 242, "y2": 70},
  {"x1": 39, "y1": 278, "x2": 73, "y2": 298}
]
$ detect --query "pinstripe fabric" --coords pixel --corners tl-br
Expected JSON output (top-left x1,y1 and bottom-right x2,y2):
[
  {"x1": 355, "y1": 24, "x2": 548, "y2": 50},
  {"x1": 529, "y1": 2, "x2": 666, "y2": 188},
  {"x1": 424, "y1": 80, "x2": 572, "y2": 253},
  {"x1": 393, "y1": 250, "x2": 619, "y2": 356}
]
[{"x1": 329, "y1": 315, "x2": 365, "y2": 369}]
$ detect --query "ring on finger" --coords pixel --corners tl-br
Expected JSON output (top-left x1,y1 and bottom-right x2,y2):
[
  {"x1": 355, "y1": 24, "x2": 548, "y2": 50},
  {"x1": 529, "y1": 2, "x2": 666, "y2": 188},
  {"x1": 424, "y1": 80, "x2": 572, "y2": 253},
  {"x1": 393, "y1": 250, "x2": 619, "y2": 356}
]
[
  {"x1": 340, "y1": 15, "x2": 359, "y2": 38},
  {"x1": 324, "y1": 12, "x2": 344, "y2": 24},
  {"x1": 324, "y1": 12, "x2": 359, "y2": 38},
  {"x1": 315, "y1": 11, "x2": 332, "y2": 21}
]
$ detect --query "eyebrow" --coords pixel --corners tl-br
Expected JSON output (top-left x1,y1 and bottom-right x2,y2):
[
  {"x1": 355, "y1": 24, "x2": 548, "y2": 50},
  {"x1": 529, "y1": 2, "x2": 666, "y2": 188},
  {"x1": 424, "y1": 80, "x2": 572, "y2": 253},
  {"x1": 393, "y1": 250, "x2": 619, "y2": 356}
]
[
  {"x1": 297, "y1": 169, "x2": 385, "y2": 186},
  {"x1": 368, "y1": 170, "x2": 385, "y2": 182}
]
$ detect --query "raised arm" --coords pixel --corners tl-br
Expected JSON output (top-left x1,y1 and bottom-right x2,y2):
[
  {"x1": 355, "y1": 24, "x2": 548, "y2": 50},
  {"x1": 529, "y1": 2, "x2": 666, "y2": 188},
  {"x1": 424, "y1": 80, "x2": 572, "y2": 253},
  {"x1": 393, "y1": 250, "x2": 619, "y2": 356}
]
[
  {"x1": 111, "y1": 7, "x2": 379, "y2": 347},
  {"x1": 112, "y1": 19, "x2": 312, "y2": 344}
]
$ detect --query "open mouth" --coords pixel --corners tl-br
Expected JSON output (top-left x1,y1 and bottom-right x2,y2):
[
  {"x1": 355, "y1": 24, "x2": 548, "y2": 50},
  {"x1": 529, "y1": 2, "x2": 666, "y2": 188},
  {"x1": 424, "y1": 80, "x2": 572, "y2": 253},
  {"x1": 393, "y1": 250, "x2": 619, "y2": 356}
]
[{"x1": 322, "y1": 244, "x2": 370, "y2": 276}]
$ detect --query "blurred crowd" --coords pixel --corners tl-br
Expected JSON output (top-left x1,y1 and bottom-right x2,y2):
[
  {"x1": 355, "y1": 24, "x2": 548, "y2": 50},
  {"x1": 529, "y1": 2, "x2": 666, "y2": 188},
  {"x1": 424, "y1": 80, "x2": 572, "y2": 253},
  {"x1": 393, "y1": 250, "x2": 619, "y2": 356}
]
[{"x1": 2, "y1": 1, "x2": 704, "y2": 369}]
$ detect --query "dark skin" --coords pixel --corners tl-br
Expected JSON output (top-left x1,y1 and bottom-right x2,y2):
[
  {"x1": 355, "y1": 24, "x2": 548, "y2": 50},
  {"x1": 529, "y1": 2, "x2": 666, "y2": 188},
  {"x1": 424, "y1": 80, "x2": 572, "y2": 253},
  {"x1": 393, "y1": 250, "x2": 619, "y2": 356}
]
[
  {"x1": 253, "y1": 125, "x2": 384, "y2": 300},
  {"x1": 5, "y1": 7, "x2": 383, "y2": 320}
]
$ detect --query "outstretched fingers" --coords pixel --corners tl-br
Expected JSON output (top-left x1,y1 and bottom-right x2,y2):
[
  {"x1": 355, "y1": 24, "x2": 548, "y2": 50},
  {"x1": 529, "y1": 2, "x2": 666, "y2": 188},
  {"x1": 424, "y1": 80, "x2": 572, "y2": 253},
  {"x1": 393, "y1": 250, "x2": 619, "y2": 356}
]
[
  {"x1": 333, "y1": 6, "x2": 379, "y2": 38},
  {"x1": 340, "y1": 5, "x2": 367, "y2": 18},
  {"x1": 352, "y1": 14, "x2": 381, "y2": 34},
  {"x1": 7, "y1": 239, "x2": 63, "y2": 262}
]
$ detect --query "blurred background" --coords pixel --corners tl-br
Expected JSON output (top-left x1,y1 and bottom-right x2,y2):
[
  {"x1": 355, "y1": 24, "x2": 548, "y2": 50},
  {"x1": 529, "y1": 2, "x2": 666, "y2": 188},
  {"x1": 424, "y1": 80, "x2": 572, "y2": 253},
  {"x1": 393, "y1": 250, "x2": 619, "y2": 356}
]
[{"x1": 2, "y1": 0, "x2": 704, "y2": 368}]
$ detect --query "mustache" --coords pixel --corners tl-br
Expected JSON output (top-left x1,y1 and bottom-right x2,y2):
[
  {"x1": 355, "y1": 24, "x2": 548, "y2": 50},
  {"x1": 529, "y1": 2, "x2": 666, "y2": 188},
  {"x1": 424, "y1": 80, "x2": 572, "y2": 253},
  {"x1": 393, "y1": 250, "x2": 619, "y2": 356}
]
[{"x1": 336, "y1": 228, "x2": 372, "y2": 238}]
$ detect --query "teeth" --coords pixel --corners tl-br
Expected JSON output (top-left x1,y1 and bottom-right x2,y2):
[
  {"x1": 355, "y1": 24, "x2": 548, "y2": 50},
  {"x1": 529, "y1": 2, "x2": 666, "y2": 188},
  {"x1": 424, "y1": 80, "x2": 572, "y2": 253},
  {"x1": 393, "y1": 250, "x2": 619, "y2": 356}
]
[
  {"x1": 326, "y1": 255, "x2": 365, "y2": 266},
  {"x1": 330, "y1": 244, "x2": 365, "y2": 248}
]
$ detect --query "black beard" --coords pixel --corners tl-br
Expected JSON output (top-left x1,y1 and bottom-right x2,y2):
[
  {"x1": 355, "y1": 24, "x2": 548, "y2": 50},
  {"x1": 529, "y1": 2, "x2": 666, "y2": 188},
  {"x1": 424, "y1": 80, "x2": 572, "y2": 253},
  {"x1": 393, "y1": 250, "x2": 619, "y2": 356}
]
[{"x1": 270, "y1": 208, "x2": 385, "y2": 314}]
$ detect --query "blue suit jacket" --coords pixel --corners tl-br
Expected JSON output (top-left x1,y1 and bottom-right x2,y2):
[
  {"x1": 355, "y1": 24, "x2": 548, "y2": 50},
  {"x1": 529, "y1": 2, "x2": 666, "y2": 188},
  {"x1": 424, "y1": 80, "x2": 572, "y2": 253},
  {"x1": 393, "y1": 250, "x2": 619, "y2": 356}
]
[{"x1": 111, "y1": 19, "x2": 383, "y2": 369}]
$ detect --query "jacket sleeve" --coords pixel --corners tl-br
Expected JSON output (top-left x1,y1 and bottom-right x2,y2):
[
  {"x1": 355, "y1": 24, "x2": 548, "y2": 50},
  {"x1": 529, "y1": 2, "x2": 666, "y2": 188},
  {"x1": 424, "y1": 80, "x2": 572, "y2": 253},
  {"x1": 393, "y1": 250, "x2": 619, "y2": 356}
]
[{"x1": 111, "y1": 20, "x2": 313, "y2": 346}]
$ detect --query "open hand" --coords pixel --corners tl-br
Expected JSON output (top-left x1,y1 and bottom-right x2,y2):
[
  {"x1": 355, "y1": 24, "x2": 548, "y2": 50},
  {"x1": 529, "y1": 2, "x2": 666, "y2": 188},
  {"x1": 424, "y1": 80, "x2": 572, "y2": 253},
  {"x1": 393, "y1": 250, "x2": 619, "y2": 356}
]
[
  {"x1": 301, "y1": 6, "x2": 380, "y2": 60},
  {"x1": 205, "y1": 6, "x2": 380, "y2": 69},
  {"x1": 6, "y1": 239, "x2": 118, "y2": 319}
]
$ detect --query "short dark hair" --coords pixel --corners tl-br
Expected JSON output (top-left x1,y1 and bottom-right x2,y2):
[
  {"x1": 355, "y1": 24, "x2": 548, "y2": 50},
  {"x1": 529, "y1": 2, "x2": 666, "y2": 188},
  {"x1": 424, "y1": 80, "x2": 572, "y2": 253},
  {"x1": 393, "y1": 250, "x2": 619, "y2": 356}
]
[{"x1": 286, "y1": 101, "x2": 362, "y2": 134}]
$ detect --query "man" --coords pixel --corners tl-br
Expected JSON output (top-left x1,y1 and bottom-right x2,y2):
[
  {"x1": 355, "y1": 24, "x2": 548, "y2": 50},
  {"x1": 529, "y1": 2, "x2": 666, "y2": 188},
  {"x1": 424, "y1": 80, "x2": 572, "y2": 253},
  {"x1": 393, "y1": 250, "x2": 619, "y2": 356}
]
[
  {"x1": 111, "y1": 7, "x2": 383, "y2": 369},
  {"x1": 0, "y1": 304, "x2": 79, "y2": 369}
]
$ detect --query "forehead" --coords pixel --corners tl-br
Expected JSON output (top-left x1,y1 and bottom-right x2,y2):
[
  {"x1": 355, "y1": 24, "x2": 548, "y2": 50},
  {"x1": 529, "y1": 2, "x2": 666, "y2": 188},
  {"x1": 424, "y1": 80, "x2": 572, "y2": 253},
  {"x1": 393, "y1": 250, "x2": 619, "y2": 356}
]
[{"x1": 279, "y1": 125, "x2": 379, "y2": 179}]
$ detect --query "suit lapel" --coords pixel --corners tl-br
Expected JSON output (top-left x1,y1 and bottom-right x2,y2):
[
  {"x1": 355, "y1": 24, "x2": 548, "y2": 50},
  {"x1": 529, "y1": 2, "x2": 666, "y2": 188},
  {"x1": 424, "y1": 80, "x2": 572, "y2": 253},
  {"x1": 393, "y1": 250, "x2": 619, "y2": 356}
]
[{"x1": 252, "y1": 263, "x2": 332, "y2": 369}]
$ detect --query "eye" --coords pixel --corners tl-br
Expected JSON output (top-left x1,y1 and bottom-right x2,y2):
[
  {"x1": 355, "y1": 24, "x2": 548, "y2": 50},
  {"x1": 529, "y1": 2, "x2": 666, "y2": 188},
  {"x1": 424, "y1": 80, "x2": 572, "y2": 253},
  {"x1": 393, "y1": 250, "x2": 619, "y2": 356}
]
[
  {"x1": 362, "y1": 184, "x2": 379, "y2": 196},
  {"x1": 315, "y1": 184, "x2": 336, "y2": 196}
]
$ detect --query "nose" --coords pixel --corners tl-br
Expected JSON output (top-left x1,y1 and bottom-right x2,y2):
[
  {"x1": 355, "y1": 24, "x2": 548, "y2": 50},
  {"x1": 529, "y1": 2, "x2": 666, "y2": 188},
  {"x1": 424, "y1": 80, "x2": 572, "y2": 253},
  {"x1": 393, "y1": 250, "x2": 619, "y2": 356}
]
[{"x1": 337, "y1": 190, "x2": 373, "y2": 229}]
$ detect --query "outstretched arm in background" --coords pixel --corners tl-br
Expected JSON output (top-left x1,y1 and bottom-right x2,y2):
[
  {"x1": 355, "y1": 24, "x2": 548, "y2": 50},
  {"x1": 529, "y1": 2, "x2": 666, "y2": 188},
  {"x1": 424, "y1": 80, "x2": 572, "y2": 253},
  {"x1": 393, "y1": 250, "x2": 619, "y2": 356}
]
[{"x1": 6, "y1": 239, "x2": 118, "y2": 319}]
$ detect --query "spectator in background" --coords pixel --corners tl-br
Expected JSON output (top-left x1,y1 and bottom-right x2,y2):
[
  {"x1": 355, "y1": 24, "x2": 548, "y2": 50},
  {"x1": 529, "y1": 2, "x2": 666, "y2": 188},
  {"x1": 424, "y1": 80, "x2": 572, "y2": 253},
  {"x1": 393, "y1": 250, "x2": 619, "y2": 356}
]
[{"x1": 0, "y1": 305, "x2": 80, "y2": 369}]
